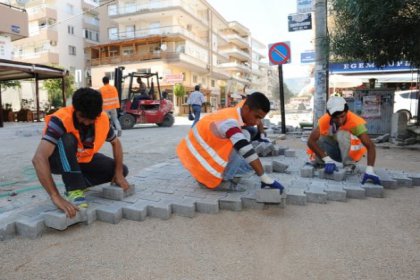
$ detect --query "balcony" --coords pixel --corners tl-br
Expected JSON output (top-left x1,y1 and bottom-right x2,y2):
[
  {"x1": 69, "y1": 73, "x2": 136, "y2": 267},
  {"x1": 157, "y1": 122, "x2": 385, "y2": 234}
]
[
  {"x1": 211, "y1": 66, "x2": 230, "y2": 80},
  {"x1": 218, "y1": 62, "x2": 251, "y2": 73},
  {"x1": 113, "y1": 25, "x2": 208, "y2": 47},
  {"x1": 228, "y1": 21, "x2": 250, "y2": 37},
  {"x1": 0, "y1": 3, "x2": 28, "y2": 41},
  {"x1": 27, "y1": 5, "x2": 57, "y2": 21},
  {"x1": 111, "y1": 0, "x2": 208, "y2": 26},
  {"x1": 13, "y1": 50, "x2": 59, "y2": 65},
  {"x1": 25, "y1": 27, "x2": 58, "y2": 44},
  {"x1": 224, "y1": 33, "x2": 249, "y2": 49},
  {"x1": 220, "y1": 47, "x2": 250, "y2": 61},
  {"x1": 82, "y1": 0, "x2": 99, "y2": 11}
]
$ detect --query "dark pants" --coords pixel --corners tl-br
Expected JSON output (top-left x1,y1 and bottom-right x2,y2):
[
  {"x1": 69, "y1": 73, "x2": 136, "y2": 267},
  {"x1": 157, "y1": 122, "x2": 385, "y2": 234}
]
[
  {"x1": 191, "y1": 104, "x2": 201, "y2": 127},
  {"x1": 49, "y1": 134, "x2": 128, "y2": 192}
]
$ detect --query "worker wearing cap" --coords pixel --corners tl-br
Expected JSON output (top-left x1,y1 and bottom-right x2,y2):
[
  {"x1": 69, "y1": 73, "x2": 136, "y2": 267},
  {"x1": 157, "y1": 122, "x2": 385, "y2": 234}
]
[{"x1": 307, "y1": 96, "x2": 381, "y2": 185}]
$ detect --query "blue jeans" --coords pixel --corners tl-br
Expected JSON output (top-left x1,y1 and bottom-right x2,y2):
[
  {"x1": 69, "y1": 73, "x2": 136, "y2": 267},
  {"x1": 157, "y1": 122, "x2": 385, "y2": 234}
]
[
  {"x1": 191, "y1": 104, "x2": 201, "y2": 127},
  {"x1": 222, "y1": 150, "x2": 252, "y2": 181}
]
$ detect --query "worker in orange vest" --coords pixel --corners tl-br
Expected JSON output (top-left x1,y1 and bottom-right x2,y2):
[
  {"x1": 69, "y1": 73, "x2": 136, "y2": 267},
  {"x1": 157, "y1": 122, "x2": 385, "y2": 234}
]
[
  {"x1": 307, "y1": 96, "x2": 380, "y2": 184},
  {"x1": 100, "y1": 76, "x2": 122, "y2": 137},
  {"x1": 177, "y1": 92, "x2": 284, "y2": 192},
  {"x1": 32, "y1": 88, "x2": 130, "y2": 218}
]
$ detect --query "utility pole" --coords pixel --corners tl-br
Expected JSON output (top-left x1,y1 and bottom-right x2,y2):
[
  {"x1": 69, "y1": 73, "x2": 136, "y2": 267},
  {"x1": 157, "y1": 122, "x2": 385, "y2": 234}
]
[{"x1": 313, "y1": 0, "x2": 328, "y2": 124}]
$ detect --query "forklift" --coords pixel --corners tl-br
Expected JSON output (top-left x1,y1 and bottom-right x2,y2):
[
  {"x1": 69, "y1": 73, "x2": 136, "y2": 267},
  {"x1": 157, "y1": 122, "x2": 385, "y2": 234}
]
[{"x1": 114, "y1": 67, "x2": 174, "y2": 129}]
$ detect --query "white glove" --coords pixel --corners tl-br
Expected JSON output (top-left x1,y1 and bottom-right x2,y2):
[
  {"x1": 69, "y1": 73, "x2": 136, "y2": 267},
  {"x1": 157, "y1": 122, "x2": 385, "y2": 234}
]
[
  {"x1": 260, "y1": 174, "x2": 274, "y2": 184},
  {"x1": 322, "y1": 156, "x2": 341, "y2": 174},
  {"x1": 361, "y1": 166, "x2": 381, "y2": 185}
]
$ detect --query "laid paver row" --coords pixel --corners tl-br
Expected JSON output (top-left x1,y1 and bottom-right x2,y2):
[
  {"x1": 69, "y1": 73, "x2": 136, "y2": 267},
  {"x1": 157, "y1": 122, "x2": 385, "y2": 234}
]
[{"x1": 1, "y1": 148, "x2": 419, "y2": 241}]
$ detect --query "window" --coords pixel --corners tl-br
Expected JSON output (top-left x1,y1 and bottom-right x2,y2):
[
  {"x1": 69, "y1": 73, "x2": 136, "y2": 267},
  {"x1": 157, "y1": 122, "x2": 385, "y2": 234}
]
[
  {"x1": 108, "y1": 27, "x2": 118, "y2": 40},
  {"x1": 85, "y1": 29, "x2": 99, "y2": 42},
  {"x1": 104, "y1": 71, "x2": 115, "y2": 80},
  {"x1": 211, "y1": 79, "x2": 215, "y2": 87},
  {"x1": 137, "y1": 68, "x2": 151, "y2": 73},
  {"x1": 193, "y1": 75, "x2": 197, "y2": 83},
  {"x1": 108, "y1": 4, "x2": 117, "y2": 16},
  {"x1": 126, "y1": 25, "x2": 135, "y2": 38},
  {"x1": 68, "y1": 25, "x2": 74, "y2": 35},
  {"x1": 68, "y1": 45, "x2": 76, "y2": 56}
]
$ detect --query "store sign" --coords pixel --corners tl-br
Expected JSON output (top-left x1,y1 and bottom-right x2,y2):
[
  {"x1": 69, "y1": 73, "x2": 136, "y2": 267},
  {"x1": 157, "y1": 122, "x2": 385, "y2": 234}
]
[
  {"x1": 164, "y1": 73, "x2": 184, "y2": 84},
  {"x1": 288, "y1": 13, "x2": 312, "y2": 32},
  {"x1": 330, "y1": 61, "x2": 414, "y2": 73}
]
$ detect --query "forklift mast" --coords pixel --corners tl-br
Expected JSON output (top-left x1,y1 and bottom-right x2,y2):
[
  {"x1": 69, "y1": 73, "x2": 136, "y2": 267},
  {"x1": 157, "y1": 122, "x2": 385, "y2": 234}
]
[{"x1": 114, "y1": 66, "x2": 125, "y2": 104}]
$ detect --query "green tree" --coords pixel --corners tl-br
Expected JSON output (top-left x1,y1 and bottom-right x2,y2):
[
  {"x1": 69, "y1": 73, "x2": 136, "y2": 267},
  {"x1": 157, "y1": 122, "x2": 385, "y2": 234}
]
[
  {"x1": 43, "y1": 74, "x2": 75, "y2": 108},
  {"x1": 271, "y1": 82, "x2": 294, "y2": 104},
  {"x1": 0, "y1": 80, "x2": 21, "y2": 90},
  {"x1": 173, "y1": 83, "x2": 186, "y2": 105},
  {"x1": 330, "y1": 0, "x2": 420, "y2": 67}
]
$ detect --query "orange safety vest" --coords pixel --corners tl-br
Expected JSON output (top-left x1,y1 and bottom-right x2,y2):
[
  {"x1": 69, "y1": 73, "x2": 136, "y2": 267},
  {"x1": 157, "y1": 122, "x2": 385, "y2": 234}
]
[
  {"x1": 100, "y1": 84, "x2": 120, "y2": 110},
  {"x1": 307, "y1": 111, "x2": 367, "y2": 161},
  {"x1": 44, "y1": 106, "x2": 109, "y2": 163},
  {"x1": 177, "y1": 107, "x2": 241, "y2": 188}
]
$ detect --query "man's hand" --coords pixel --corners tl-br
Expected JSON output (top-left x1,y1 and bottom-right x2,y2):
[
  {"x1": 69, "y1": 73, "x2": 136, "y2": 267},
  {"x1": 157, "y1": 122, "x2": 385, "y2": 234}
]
[
  {"x1": 112, "y1": 174, "x2": 130, "y2": 190},
  {"x1": 50, "y1": 194, "x2": 79, "y2": 218},
  {"x1": 361, "y1": 166, "x2": 381, "y2": 185},
  {"x1": 260, "y1": 174, "x2": 284, "y2": 194},
  {"x1": 323, "y1": 156, "x2": 339, "y2": 174}
]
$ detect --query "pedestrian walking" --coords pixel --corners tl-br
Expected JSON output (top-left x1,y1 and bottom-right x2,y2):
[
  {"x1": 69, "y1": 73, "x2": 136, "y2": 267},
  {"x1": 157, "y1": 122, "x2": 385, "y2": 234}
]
[{"x1": 187, "y1": 85, "x2": 206, "y2": 127}]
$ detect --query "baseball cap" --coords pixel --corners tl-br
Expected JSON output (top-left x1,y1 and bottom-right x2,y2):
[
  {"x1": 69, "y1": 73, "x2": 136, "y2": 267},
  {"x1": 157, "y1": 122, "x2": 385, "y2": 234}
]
[{"x1": 327, "y1": 96, "x2": 347, "y2": 115}]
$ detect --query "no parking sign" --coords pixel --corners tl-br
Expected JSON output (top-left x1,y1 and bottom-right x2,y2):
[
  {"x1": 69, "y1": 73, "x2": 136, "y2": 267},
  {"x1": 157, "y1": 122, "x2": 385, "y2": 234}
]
[{"x1": 268, "y1": 42, "x2": 291, "y2": 65}]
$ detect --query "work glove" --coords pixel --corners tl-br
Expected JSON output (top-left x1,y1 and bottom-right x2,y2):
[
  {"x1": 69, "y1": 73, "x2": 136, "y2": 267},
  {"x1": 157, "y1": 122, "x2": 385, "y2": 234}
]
[
  {"x1": 322, "y1": 156, "x2": 340, "y2": 174},
  {"x1": 259, "y1": 134, "x2": 270, "y2": 143},
  {"x1": 361, "y1": 166, "x2": 381, "y2": 185},
  {"x1": 260, "y1": 174, "x2": 284, "y2": 194}
]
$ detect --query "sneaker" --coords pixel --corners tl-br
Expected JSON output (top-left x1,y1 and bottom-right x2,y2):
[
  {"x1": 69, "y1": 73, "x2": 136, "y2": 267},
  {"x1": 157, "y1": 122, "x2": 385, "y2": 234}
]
[{"x1": 65, "y1": 189, "x2": 88, "y2": 208}]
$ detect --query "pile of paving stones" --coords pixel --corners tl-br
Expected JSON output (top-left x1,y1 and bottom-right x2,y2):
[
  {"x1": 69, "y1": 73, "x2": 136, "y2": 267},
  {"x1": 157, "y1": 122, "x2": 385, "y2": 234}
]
[{"x1": 1, "y1": 147, "x2": 419, "y2": 241}]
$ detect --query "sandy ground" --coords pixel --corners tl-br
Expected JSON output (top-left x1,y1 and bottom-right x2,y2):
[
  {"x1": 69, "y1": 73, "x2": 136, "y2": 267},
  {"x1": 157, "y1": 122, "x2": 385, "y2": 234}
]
[{"x1": 0, "y1": 116, "x2": 419, "y2": 280}]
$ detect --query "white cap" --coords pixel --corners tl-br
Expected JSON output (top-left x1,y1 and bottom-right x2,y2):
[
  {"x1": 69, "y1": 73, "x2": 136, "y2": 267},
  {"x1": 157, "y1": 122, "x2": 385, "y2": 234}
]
[{"x1": 327, "y1": 96, "x2": 347, "y2": 115}]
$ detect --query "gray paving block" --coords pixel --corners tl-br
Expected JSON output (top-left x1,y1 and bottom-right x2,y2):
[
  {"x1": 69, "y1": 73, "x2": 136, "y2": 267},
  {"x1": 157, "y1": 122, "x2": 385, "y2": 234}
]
[
  {"x1": 361, "y1": 183, "x2": 384, "y2": 198},
  {"x1": 122, "y1": 202, "x2": 148, "y2": 221},
  {"x1": 102, "y1": 184, "x2": 135, "y2": 201},
  {"x1": 343, "y1": 185, "x2": 366, "y2": 199},
  {"x1": 272, "y1": 160, "x2": 288, "y2": 173},
  {"x1": 305, "y1": 186, "x2": 327, "y2": 204},
  {"x1": 300, "y1": 165, "x2": 314, "y2": 178},
  {"x1": 324, "y1": 184, "x2": 347, "y2": 202},
  {"x1": 255, "y1": 143, "x2": 265, "y2": 155},
  {"x1": 195, "y1": 198, "x2": 220, "y2": 214},
  {"x1": 171, "y1": 198, "x2": 196, "y2": 218},
  {"x1": 407, "y1": 173, "x2": 420, "y2": 186},
  {"x1": 391, "y1": 173, "x2": 413, "y2": 187},
  {"x1": 286, "y1": 188, "x2": 307, "y2": 205},
  {"x1": 241, "y1": 191, "x2": 265, "y2": 210},
  {"x1": 43, "y1": 209, "x2": 86, "y2": 230},
  {"x1": 219, "y1": 193, "x2": 243, "y2": 211},
  {"x1": 375, "y1": 169, "x2": 398, "y2": 189},
  {"x1": 284, "y1": 149, "x2": 296, "y2": 157},
  {"x1": 0, "y1": 220, "x2": 16, "y2": 241},
  {"x1": 96, "y1": 204, "x2": 123, "y2": 224},
  {"x1": 275, "y1": 146, "x2": 288, "y2": 155},
  {"x1": 263, "y1": 164, "x2": 273, "y2": 173},
  {"x1": 261, "y1": 143, "x2": 275, "y2": 157},
  {"x1": 318, "y1": 169, "x2": 346, "y2": 181},
  {"x1": 147, "y1": 201, "x2": 172, "y2": 220},
  {"x1": 15, "y1": 216, "x2": 45, "y2": 239},
  {"x1": 256, "y1": 188, "x2": 282, "y2": 203}
]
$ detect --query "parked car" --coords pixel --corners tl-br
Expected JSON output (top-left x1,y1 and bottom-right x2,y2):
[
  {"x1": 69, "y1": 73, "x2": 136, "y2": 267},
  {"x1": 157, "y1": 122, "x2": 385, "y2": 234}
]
[{"x1": 393, "y1": 89, "x2": 419, "y2": 120}]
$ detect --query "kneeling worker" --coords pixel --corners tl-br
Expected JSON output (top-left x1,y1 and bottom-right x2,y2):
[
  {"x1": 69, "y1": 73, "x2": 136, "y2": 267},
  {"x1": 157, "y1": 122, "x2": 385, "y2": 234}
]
[
  {"x1": 177, "y1": 92, "x2": 284, "y2": 192},
  {"x1": 32, "y1": 88, "x2": 130, "y2": 218},
  {"x1": 307, "y1": 96, "x2": 381, "y2": 185}
]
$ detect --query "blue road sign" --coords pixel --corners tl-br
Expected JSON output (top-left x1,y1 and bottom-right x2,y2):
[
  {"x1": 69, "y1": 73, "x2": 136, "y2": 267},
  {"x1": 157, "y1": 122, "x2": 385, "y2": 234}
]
[
  {"x1": 268, "y1": 42, "x2": 291, "y2": 65},
  {"x1": 301, "y1": 51, "x2": 315, "y2": 63}
]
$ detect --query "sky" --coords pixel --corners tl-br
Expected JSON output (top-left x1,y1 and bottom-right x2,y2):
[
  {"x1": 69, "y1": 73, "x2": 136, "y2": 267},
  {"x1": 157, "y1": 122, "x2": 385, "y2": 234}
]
[{"x1": 206, "y1": 0, "x2": 314, "y2": 79}]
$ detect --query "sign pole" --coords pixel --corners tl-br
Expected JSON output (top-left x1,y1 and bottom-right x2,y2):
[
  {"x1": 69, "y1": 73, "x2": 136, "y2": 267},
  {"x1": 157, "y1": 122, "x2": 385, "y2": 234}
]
[{"x1": 278, "y1": 64, "x2": 286, "y2": 134}]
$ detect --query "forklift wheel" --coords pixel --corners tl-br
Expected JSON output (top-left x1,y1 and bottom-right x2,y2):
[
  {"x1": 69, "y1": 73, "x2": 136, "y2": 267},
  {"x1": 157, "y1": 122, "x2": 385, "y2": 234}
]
[
  {"x1": 157, "y1": 113, "x2": 175, "y2": 127},
  {"x1": 119, "y1": 114, "x2": 135, "y2": 129}
]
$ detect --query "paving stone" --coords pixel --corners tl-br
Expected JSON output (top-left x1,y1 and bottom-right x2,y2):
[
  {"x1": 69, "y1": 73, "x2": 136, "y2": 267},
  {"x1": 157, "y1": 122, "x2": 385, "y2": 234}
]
[
  {"x1": 263, "y1": 164, "x2": 273, "y2": 173},
  {"x1": 285, "y1": 188, "x2": 307, "y2": 205},
  {"x1": 195, "y1": 198, "x2": 219, "y2": 214},
  {"x1": 15, "y1": 216, "x2": 45, "y2": 239},
  {"x1": 407, "y1": 173, "x2": 420, "y2": 186},
  {"x1": 147, "y1": 201, "x2": 172, "y2": 220},
  {"x1": 256, "y1": 188, "x2": 282, "y2": 203},
  {"x1": 305, "y1": 186, "x2": 327, "y2": 204},
  {"x1": 43, "y1": 209, "x2": 87, "y2": 230},
  {"x1": 343, "y1": 184, "x2": 366, "y2": 199},
  {"x1": 219, "y1": 193, "x2": 243, "y2": 211},
  {"x1": 318, "y1": 169, "x2": 346, "y2": 181},
  {"x1": 96, "y1": 204, "x2": 123, "y2": 224},
  {"x1": 390, "y1": 173, "x2": 413, "y2": 187},
  {"x1": 261, "y1": 143, "x2": 275, "y2": 157},
  {"x1": 361, "y1": 183, "x2": 384, "y2": 198},
  {"x1": 122, "y1": 202, "x2": 148, "y2": 221},
  {"x1": 275, "y1": 146, "x2": 288, "y2": 156},
  {"x1": 171, "y1": 198, "x2": 196, "y2": 218},
  {"x1": 102, "y1": 184, "x2": 135, "y2": 201},
  {"x1": 375, "y1": 169, "x2": 398, "y2": 189},
  {"x1": 272, "y1": 160, "x2": 288, "y2": 173},
  {"x1": 324, "y1": 184, "x2": 347, "y2": 202},
  {"x1": 255, "y1": 143, "x2": 265, "y2": 155},
  {"x1": 0, "y1": 219, "x2": 16, "y2": 241},
  {"x1": 241, "y1": 191, "x2": 265, "y2": 210},
  {"x1": 284, "y1": 149, "x2": 296, "y2": 157},
  {"x1": 300, "y1": 165, "x2": 314, "y2": 178}
]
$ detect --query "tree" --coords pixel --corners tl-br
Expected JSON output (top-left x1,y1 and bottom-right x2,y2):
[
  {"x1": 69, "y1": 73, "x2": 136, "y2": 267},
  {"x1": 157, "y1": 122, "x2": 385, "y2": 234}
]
[
  {"x1": 271, "y1": 82, "x2": 294, "y2": 104},
  {"x1": 173, "y1": 83, "x2": 186, "y2": 105},
  {"x1": 329, "y1": 0, "x2": 420, "y2": 68},
  {"x1": 43, "y1": 74, "x2": 75, "y2": 109},
  {"x1": 0, "y1": 80, "x2": 21, "y2": 90}
]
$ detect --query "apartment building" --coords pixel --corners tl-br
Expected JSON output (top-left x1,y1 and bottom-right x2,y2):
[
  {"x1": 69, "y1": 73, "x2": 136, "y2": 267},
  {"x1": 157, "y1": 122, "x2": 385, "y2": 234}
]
[
  {"x1": 88, "y1": 0, "x2": 265, "y2": 110},
  {"x1": 0, "y1": 2, "x2": 28, "y2": 59}
]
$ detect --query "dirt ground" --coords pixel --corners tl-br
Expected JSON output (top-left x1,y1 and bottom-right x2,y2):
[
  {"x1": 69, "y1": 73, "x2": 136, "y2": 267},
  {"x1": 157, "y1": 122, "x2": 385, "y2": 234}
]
[{"x1": 0, "y1": 118, "x2": 419, "y2": 280}]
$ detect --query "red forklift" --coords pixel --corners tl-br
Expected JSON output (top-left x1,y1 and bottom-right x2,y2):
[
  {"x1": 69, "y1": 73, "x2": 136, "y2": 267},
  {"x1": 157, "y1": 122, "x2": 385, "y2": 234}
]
[{"x1": 114, "y1": 66, "x2": 175, "y2": 129}]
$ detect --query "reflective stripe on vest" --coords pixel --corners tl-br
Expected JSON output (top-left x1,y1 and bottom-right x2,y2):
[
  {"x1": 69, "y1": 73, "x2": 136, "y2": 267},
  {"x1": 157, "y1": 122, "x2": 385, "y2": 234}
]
[
  {"x1": 177, "y1": 107, "x2": 240, "y2": 188},
  {"x1": 44, "y1": 106, "x2": 109, "y2": 163},
  {"x1": 100, "y1": 85, "x2": 120, "y2": 110}
]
